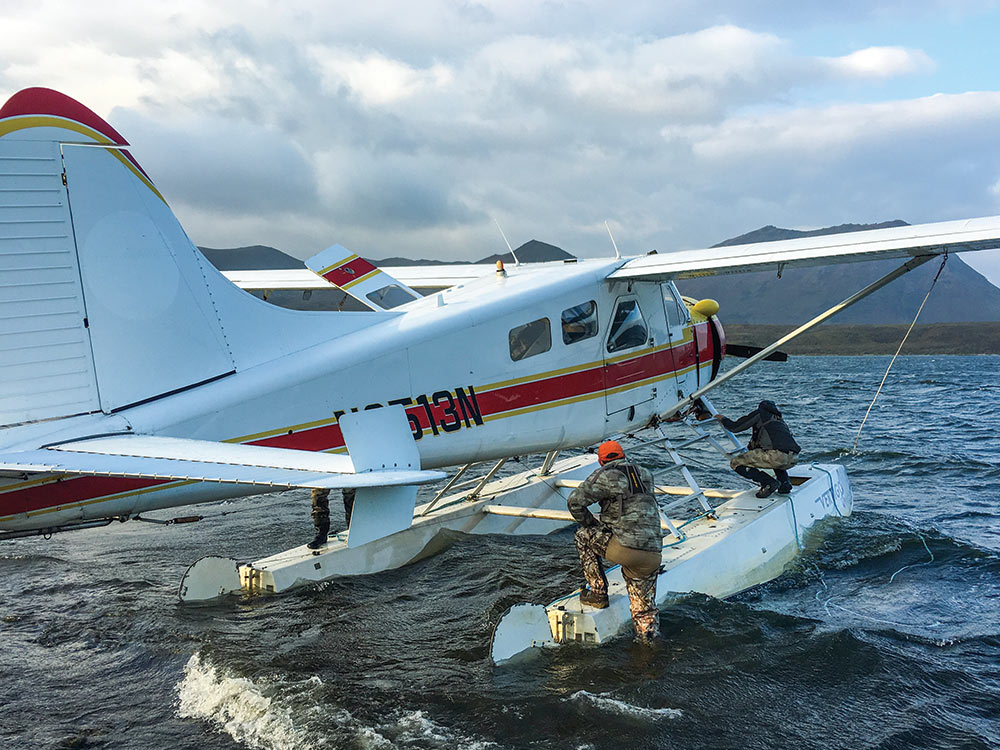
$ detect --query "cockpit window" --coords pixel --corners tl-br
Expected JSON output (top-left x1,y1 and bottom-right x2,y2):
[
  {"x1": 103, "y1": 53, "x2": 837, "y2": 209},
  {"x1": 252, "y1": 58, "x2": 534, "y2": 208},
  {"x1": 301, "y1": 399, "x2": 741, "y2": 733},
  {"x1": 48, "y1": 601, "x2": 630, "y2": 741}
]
[
  {"x1": 561, "y1": 301, "x2": 598, "y2": 344},
  {"x1": 662, "y1": 284, "x2": 686, "y2": 328},
  {"x1": 366, "y1": 284, "x2": 419, "y2": 309},
  {"x1": 607, "y1": 299, "x2": 648, "y2": 352},
  {"x1": 509, "y1": 318, "x2": 552, "y2": 361}
]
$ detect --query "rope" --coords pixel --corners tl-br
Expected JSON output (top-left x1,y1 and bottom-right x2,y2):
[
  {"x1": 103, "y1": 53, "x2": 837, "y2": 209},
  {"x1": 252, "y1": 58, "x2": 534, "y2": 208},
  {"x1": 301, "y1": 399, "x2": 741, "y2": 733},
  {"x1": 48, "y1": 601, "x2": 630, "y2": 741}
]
[
  {"x1": 888, "y1": 532, "x2": 935, "y2": 584},
  {"x1": 852, "y1": 252, "x2": 949, "y2": 453},
  {"x1": 812, "y1": 533, "x2": 940, "y2": 629},
  {"x1": 788, "y1": 494, "x2": 801, "y2": 552}
]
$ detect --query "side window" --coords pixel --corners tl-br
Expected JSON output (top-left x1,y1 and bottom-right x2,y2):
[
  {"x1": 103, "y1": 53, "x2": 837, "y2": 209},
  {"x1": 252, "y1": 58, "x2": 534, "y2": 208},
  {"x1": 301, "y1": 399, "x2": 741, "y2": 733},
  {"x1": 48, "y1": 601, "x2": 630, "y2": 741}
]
[
  {"x1": 662, "y1": 283, "x2": 685, "y2": 328},
  {"x1": 561, "y1": 301, "x2": 598, "y2": 344},
  {"x1": 607, "y1": 299, "x2": 648, "y2": 352},
  {"x1": 509, "y1": 318, "x2": 552, "y2": 361}
]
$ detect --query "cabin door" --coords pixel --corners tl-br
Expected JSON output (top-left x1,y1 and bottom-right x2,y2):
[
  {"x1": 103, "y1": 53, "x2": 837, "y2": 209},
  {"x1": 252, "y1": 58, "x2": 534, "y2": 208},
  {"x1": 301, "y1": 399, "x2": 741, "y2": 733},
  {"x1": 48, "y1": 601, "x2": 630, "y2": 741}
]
[
  {"x1": 660, "y1": 282, "x2": 688, "y2": 399},
  {"x1": 604, "y1": 283, "x2": 672, "y2": 416}
]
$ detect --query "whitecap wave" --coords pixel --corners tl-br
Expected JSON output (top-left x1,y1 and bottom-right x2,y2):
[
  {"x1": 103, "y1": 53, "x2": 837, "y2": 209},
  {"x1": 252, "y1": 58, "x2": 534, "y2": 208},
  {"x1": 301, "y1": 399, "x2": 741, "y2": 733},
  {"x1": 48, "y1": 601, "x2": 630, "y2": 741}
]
[
  {"x1": 375, "y1": 710, "x2": 498, "y2": 749},
  {"x1": 570, "y1": 690, "x2": 682, "y2": 721},
  {"x1": 177, "y1": 652, "x2": 318, "y2": 749},
  {"x1": 176, "y1": 654, "x2": 494, "y2": 749}
]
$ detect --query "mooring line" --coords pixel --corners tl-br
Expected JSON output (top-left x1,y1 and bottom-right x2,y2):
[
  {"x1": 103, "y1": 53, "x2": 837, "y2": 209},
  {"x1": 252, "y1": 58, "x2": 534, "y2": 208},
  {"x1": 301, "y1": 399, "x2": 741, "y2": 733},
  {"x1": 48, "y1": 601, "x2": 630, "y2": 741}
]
[
  {"x1": 852, "y1": 252, "x2": 948, "y2": 453},
  {"x1": 812, "y1": 531, "x2": 940, "y2": 629}
]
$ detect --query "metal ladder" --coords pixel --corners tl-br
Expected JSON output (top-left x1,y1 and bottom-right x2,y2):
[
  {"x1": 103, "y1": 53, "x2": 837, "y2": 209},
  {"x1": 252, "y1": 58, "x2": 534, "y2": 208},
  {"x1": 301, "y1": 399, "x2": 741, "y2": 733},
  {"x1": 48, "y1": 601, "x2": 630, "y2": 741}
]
[{"x1": 634, "y1": 396, "x2": 746, "y2": 539}]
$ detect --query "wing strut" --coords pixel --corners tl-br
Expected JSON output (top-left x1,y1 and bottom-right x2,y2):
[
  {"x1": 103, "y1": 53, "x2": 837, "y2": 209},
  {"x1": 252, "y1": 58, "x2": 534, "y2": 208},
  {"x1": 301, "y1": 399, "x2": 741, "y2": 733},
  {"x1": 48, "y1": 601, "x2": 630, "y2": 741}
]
[{"x1": 665, "y1": 253, "x2": 937, "y2": 416}]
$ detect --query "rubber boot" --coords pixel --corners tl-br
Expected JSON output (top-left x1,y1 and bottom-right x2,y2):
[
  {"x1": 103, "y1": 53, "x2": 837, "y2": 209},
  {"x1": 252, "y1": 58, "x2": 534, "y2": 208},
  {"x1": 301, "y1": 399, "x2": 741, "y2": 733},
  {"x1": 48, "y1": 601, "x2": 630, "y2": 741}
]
[
  {"x1": 775, "y1": 469, "x2": 793, "y2": 495},
  {"x1": 735, "y1": 465, "x2": 778, "y2": 498},
  {"x1": 579, "y1": 565, "x2": 609, "y2": 609},
  {"x1": 580, "y1": 583, "x2": 609, "y2": 609},
  {"x1": 307, "y1": 520, "x2": 329, "y2": 550}
]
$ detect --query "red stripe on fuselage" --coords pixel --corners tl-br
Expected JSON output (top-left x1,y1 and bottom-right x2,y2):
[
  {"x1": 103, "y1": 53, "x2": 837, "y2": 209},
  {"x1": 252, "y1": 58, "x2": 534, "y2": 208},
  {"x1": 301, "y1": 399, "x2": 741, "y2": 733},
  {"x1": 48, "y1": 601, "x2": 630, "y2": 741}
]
[
  {"x1": 0, "y1": 324, "x2": 714, "y2": 518},
  {"x1": 0, "y1": 475, "x2": 166, "y2": 518}
]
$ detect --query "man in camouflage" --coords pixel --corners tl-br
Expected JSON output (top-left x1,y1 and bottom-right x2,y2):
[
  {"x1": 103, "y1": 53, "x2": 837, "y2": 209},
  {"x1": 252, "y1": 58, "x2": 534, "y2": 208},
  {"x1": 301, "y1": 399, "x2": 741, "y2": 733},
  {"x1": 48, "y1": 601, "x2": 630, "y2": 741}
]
[
  {"x1": 307, "y1": 488, "x2": 356, "y2": 549},
  {"x1": 567, "y1": 440, "x2": 663, "y2": 641},
  {"x1": 715, "y1": 400, "x2": 801, "y2": 499}
]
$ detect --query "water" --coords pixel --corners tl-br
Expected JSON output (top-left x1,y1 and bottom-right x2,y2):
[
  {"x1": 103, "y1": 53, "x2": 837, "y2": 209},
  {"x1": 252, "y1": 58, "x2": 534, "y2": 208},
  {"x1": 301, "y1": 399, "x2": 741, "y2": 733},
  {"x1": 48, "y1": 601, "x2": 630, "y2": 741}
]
[{"x1": 2, "y1": 356, "x2": 999, "y2": 749}]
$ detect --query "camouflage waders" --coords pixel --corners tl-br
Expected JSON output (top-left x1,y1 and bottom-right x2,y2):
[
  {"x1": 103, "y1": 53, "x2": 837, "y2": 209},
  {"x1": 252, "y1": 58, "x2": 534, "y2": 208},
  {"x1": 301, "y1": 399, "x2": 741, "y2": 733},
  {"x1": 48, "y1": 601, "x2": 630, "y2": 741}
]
[
  {"x1": 574, "y1": 525, "x2": 660, "y2": 640},
  {"x1": 343, "y1": 487, "x2": 355, "y2": 527},
  {"x1": 308, "y1": 488, "x2": 330, "y2": 549},
  {"x1": 731, "y1": 449, "x2": 798, "y2": 493},
  {"x1": 575, "y1": 525, "x2": 613, "y2": 594},
  {"x1": 622, "y1": 569, "x2": 659, "y2": 640}
]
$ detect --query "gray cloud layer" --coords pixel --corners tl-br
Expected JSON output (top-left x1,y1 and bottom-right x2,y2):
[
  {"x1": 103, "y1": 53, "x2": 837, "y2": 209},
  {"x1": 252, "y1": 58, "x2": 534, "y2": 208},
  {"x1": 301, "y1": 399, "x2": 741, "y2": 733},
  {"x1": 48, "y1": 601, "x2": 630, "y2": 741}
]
[{"x1": 2, "y1": 1, "x2": 1000, "y2": 282}]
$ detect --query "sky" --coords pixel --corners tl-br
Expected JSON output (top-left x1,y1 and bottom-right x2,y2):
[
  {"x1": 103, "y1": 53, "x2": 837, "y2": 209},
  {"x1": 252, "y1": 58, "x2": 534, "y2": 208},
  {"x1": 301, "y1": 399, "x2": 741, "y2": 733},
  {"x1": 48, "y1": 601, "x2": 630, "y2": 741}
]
[{"x1": 4, "y1": 1, "x2": 1000, "y2": 284}]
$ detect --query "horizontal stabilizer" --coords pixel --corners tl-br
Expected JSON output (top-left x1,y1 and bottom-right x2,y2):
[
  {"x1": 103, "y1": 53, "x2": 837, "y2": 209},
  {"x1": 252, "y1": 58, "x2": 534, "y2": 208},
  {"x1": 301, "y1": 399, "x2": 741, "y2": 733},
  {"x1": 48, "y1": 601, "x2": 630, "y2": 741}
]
[
  {"x1": 222, "y1": 269, "x2": 335, "y2": 290},
  {"x1": 0, "y1": 435, "x2": 445, "y2": 489},
  {"x1": 338, "y1": 406, "x2": 424, "y2": 547},
  {"x1": 306, "y1": 245, "x2": 420, "y2": 310},
  {"x1": 611, "y1": 216, "x2": 1000, "y2": 281}
]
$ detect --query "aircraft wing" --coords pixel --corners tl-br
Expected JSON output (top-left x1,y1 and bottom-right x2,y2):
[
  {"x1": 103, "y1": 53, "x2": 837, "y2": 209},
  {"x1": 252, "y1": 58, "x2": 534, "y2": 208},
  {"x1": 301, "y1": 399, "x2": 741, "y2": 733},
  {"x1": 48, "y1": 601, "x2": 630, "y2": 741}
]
[
  {"x1": 379, "y1": 264, "x2": 495, "y2": 289},
  {"x1": 223, "y1": 264, "x2": 495, "y2": 294},
  {"x1": 0, "y1": 435, "x2": 446, "y2": 489},
  {"x1": 610, "y1": 215, "x2": 1000, "y2": 281},
  {"x1": 222, "y1": 269, "x2": 330, "y2": 290}
]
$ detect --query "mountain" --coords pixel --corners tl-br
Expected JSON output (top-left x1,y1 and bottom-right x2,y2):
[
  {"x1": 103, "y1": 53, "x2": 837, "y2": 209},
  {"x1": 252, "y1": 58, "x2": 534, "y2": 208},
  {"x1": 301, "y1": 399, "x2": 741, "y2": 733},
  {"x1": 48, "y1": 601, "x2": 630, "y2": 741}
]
[
  {"x1": 199, "y1": 239, "x2": 570, "y2": 271},
  {"x1": 198, "y1": 245, "x2": 301, "y2": 270},
  {"x1": 374, "y1": 239, "x2": 573, "y2": 265},
  {"x1": 199, "y1": 224, "x2": 1000, "y2": 324},
  {"x1": 476, "y1": 239, "x2": 574, "y2": 265},
  {"x1": 675, "y1": 222, "x2": 1000, "y2": 324}
]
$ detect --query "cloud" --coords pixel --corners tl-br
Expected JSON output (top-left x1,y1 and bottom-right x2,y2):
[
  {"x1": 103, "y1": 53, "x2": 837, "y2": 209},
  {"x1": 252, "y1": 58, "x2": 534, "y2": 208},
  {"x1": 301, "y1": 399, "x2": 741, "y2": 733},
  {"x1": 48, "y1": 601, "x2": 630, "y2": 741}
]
[
  {"x1": 111, "y1": 110, "x2": 319, "y2": 215},
  {"x1": 3, "y1": 2, "x2": 1000, "y2": 273},
  {"x1": 690, "y1": 92, "x2": 1000, "y2": 162},
  {"x1": 309, "y1": 47, "x2": 453, "y2": 107},
  {"x1": 313, "y1": 146, "x2": 479, "y2": 231},
  {"x1": 823, "y1": 46, "x2": 935, "y2": 79}
]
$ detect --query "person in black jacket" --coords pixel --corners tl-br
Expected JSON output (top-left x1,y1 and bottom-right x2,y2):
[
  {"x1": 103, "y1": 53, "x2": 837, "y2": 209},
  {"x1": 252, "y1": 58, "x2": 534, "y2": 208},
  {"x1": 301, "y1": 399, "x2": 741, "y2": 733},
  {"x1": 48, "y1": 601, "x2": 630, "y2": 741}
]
[{"x1": 715, "y1": 400, "x2": 801, "y2": 498}]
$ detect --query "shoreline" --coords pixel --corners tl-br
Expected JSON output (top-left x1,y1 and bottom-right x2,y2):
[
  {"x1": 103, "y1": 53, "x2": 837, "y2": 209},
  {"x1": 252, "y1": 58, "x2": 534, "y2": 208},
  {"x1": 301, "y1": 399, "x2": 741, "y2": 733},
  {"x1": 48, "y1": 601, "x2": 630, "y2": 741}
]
[{"x1": 724, "y1": 322, "x2": 1000, "y2": 356}]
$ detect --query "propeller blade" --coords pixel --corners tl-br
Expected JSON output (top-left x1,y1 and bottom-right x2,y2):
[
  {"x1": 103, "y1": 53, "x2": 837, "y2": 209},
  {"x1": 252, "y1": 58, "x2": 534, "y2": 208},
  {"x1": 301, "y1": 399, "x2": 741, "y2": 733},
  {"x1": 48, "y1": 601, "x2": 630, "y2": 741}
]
[{"x1": 726, "y1": 344, "x2": 788, "y2": 362}]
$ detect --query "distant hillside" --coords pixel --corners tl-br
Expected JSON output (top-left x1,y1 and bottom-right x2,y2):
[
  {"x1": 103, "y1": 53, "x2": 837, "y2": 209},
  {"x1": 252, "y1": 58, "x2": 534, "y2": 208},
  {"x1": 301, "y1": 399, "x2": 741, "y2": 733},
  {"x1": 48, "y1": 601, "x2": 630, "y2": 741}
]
[
  {"x1": 371, "y1": 238, "x2": 572, "y2": 266},
  {"x1": 200, "y1": 225, "x2": 1000, "y2": 326},
  {"x1": 199, "y1": 245, "x2": 301, "y2": 270},
  {"x1": 726, "y1": 323, "x2": 1000, "y2": 355},
  {"x1": 200, "y1": 239, "x2": 571, "y2": 272},
  {"x1": 476, "y1": 239, "x2": 574, "y2": 265},
  {"x1": 677, "y1": 222, "x2": 1000, "y2": 324}
]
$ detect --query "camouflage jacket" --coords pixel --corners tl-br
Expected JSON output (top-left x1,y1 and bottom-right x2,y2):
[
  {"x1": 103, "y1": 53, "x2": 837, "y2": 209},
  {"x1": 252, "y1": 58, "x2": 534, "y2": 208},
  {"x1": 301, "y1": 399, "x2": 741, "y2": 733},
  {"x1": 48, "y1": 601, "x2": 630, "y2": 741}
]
[{"x1": 567, "y1": 459, "x2": 661, "y2": 552}]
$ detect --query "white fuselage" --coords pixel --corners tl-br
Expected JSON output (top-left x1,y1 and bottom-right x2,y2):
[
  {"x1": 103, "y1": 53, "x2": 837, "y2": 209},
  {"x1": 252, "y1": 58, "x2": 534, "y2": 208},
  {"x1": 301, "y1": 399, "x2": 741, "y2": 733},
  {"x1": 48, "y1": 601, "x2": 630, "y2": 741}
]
[{"x1": 0, "y1": 260, "x2": 718, "y2": 531}]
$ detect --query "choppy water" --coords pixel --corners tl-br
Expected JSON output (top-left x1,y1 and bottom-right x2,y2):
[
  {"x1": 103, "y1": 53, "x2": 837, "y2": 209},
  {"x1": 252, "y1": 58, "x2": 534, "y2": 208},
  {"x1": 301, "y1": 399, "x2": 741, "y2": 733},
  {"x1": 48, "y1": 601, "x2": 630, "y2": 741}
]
[{"x1": 3, "y1": 355, "x2": 999, "y2": 749}]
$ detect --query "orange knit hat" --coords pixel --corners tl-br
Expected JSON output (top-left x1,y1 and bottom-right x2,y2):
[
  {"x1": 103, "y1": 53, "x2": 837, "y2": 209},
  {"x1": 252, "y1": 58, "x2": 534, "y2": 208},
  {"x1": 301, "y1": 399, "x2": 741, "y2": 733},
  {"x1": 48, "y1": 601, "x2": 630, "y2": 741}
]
[{"x1": 597, "y1": 440, "x2": 624, "y2": 464}]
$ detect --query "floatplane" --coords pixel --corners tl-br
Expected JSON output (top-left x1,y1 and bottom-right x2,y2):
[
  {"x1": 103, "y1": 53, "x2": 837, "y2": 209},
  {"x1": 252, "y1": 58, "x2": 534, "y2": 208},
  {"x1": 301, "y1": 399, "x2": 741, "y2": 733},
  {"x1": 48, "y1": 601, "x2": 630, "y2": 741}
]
[{"x1": 2, "y1": 87, "x2": 999, "y2": 664}]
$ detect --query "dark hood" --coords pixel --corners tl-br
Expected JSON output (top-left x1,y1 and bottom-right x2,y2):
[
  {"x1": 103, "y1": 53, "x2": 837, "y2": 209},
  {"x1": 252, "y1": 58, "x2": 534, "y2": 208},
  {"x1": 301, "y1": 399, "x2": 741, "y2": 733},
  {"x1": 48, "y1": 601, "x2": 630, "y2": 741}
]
[{"x1": 759, "y1": 400, "x2": 782, "y2": 418}]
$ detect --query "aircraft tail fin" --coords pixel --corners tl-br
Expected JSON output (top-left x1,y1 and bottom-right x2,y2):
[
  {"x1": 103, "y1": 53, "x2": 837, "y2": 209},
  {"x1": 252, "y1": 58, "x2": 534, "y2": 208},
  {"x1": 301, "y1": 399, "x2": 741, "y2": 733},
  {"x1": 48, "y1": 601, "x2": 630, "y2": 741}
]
[
  {"x1": 0, "y1": 88, "x2": 235, "y2": 427},
  {"x1": 0, "y1": 88, "x2": 380, "y2": 429}
]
